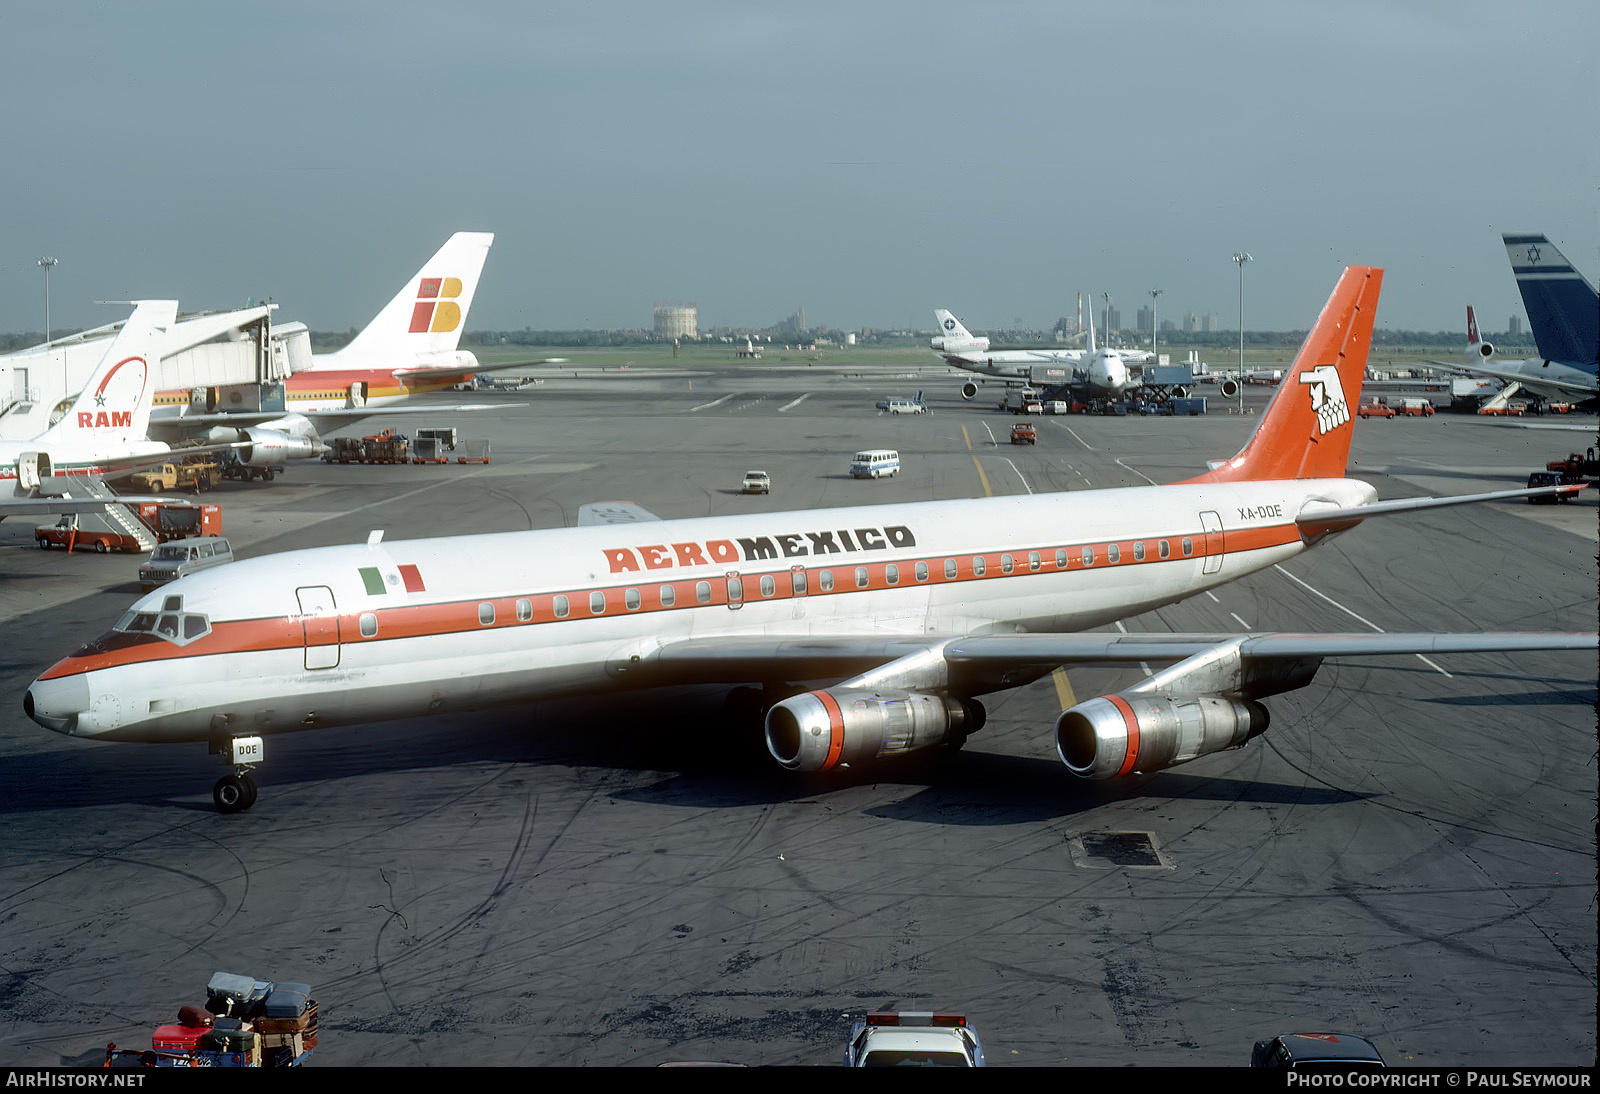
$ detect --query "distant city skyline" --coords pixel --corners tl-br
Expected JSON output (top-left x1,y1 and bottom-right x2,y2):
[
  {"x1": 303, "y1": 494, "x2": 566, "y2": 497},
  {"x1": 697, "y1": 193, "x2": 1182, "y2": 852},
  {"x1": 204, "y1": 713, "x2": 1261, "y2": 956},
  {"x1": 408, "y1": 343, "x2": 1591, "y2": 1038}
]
[{"x1": 0, "y1": 2, "x2": 1593, "y2": 338}]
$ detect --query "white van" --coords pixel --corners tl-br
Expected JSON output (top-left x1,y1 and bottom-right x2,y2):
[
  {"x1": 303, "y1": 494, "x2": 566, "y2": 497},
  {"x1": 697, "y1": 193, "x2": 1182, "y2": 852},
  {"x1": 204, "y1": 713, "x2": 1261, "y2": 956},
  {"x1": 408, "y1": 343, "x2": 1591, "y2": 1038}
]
[
  {"x1": 850, "y1": 450, "x2": 900, "y2": 479},
  {"x1": 138, "y1": 536, "x2": 234, "y2": 592}
]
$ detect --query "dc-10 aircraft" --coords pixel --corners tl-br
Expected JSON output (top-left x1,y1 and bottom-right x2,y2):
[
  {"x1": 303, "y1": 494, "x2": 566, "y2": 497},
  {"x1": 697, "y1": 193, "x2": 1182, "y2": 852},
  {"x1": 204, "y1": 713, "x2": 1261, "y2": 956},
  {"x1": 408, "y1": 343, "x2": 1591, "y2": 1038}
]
[
  {"x1": 145, "y1": 232, "x2": 562, "y2": 469},
  {"x1": 932, "y1": 307, "x2": 1151, "y2": 400},
  {"x1": 25, "y1": 267, "x2": 1593, "y2": 812}
]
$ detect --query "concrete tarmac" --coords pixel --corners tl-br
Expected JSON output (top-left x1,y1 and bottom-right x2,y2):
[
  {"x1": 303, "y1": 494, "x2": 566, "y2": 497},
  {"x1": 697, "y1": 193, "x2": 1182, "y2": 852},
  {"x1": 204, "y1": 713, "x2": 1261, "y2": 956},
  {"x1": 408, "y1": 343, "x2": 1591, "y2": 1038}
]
[{"x1": 0, "y1": 367, "x2": 1594, "y2": 1066}]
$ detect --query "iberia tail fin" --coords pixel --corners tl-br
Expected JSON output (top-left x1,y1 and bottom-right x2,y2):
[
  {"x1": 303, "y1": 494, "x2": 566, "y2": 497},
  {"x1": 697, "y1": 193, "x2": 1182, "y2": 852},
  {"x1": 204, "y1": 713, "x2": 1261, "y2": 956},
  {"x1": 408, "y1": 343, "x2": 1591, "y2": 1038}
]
[
  {"x1": 314, "y1": 232, "x2": 493, "y2": 367},
  {"x1": 1183, "y1": 266, "x2": 1382, "y2": 483},
  {"x1": 36, "y1": 300, "x2": 177, "y2": 448}
]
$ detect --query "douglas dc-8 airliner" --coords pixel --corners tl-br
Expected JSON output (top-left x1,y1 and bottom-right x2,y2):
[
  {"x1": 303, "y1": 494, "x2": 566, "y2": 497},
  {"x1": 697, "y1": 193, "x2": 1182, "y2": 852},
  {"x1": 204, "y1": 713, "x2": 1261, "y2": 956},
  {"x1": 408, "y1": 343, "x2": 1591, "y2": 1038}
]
[{"x1": 25, "y1": 267, "x2": 1593, "y2": 812}]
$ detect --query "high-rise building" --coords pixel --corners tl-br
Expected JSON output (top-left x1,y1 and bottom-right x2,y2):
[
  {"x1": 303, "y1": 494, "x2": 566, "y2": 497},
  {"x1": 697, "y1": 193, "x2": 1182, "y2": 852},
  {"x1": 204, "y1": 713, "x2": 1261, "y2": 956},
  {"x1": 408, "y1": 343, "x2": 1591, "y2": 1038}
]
[
  {"x1": 653, "y1": 302, "x2": 698, "y2": 339},
  {"x1": 1201, "y1": 313, "x2": 1218, "y2": 332},
  {"x1": 1106, "y1": 306, "x2": 1121, "y2": 333},
  {"x1": 1136, "y1": 305, "x2": 1154, "y2": 334},
  {"x1": 1509, "y1": 315, "x2": 1522, "y2": 336}
]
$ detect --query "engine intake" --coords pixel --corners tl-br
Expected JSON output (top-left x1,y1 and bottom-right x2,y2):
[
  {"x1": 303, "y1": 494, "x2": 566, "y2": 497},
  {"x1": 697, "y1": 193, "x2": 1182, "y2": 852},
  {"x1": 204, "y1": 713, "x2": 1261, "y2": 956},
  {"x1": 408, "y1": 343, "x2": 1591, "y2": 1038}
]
[
  {"x1": 960, "y1": 381, "x2": 979, "y2": 400},
  {"x1": 236, "y1": 428, "x2": 319, "y2": 467},
  {"x1": 765, "y1": 689, "x2": 984, "y2": 772},
  {"x1": 1055, "y1": 694, "x2": 1269, "y2": 779}
]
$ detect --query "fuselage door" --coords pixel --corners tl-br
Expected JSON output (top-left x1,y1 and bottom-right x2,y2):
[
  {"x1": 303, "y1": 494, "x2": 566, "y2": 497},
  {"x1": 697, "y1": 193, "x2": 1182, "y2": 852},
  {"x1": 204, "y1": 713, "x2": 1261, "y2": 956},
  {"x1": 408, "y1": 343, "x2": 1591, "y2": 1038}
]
[
  {"x1": 296, "y1": 585, "x2": 341, "y2": 669},
  {"x1": 348, "y1": 381, "x2": 368, "y2": 408},
  {"x1": 1199, "y1": 510, "x2": 1225, "y2": 575}
]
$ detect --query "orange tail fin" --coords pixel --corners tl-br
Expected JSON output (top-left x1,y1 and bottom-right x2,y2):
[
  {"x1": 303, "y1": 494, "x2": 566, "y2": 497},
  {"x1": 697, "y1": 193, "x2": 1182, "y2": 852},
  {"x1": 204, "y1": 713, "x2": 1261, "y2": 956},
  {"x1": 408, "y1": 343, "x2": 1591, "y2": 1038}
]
[{"x1": 1185, "y1": 266, "x2": 1382, "y2": 483}]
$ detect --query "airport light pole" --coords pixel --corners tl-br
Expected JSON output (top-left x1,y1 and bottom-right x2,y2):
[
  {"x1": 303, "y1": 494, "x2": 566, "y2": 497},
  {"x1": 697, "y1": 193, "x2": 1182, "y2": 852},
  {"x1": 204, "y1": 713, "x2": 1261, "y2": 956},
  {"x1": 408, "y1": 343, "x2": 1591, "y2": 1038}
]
[
  {"x1": 1148, "y1": 288, "x2": 1163, "y2": 357},
  {"x1": 37, "y1": 256, "x2": 58, "y2": 343},
  {"x1": 1232, "y1": 252, "x2": 1251, "y2": 411}
]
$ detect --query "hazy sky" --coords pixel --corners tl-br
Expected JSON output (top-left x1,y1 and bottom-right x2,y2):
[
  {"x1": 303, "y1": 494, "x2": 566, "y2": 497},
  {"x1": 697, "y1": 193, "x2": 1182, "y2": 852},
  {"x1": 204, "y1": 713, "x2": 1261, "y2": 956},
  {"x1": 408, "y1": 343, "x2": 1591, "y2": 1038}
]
[{"x1": 2, "y1": 1, "x2": 1595, "y2": 336}]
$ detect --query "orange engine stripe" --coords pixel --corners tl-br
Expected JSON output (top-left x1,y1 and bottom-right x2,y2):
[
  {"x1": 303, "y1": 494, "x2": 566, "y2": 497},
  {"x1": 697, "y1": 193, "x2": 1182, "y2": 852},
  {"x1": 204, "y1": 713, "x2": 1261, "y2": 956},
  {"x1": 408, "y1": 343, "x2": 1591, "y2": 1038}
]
[
  {"x1": 812, "y1": 689, "x2": 847, "y2": 770},
  {"x1": 1106, "y1": 693, "x2": 1142, "y2": 777}
]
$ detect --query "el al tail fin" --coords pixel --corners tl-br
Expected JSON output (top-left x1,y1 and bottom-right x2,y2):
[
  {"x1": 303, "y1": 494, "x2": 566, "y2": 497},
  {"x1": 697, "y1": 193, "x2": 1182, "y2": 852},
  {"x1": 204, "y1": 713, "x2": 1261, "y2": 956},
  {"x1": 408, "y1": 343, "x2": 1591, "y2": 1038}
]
[
  {"x1": 1502, "y1": 233, "x2": 1599, "y2": 370},
  {"x1": 319, "y1": 232, "x2": 493, "y2": 366},
  {"x1": 37, "y1": 300, "x2": 177, "y2": 447},
  {"x1": 1183, "y1": 266, "x2": 1382, "y2": 483}
]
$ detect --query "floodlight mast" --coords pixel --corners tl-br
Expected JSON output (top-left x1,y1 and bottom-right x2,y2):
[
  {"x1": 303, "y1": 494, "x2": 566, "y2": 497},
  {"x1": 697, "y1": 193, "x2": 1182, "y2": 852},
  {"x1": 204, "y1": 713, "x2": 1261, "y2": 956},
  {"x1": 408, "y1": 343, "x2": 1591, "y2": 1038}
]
[
  {"x1": 1232, "y1": 252, "x2": 1251, "y2": 411},
  {"x1": 1148, "y1": 288, "x2": 1163, "y2": 356},
  {"x1": 37, "y1": 256, "x2": 59, "y2": 343}
]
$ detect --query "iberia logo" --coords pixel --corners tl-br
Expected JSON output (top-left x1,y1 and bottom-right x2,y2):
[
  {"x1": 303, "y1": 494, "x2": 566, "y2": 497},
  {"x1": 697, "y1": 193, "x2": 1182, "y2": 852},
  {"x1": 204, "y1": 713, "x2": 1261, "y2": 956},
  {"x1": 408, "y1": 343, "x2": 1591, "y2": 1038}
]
[
  {"x1": 410, "y1": 276, "x2": 465, "y2": 334},
  {"x1": 76, "y1": 356, "x2": 145, "y2": 429}
]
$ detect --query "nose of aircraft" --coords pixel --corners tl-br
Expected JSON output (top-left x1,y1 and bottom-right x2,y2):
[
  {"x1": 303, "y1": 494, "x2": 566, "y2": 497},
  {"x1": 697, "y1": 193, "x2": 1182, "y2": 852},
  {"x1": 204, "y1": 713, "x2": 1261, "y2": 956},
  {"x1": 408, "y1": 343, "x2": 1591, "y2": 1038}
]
[{"x1": 23, "y1": 671, "x2": 91, "y2": 735}]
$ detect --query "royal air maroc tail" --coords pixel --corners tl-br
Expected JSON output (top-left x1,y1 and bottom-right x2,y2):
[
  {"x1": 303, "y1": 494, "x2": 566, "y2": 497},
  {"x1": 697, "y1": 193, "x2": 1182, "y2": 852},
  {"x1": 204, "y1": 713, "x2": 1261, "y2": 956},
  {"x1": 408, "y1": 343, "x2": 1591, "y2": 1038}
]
[
  {"x1": 25, "y1": 267, "x2": 1594, "y2": 812},
  {"x1": 1, "y1": 301, "x2": 185, "y2": 515}
]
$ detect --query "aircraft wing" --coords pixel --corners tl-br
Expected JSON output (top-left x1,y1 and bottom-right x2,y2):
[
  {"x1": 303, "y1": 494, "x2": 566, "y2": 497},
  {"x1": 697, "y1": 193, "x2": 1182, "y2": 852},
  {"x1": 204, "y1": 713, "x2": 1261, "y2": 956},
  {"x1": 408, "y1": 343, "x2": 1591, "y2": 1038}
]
[
  {"x1": 1422, "y1": 359, "x2": 1599, "y2": 398},
  {"x1": 154, "y1": 404, "x2": 523, "y2": 437},
  {"x1": 628, "y1": 630, "x2": 1596, "y2": 694},
  {"x1": 0, "y1": 494, "x2": 197, "y2": 521},
  {"x1": 391, "y1": 356, "x2": 566, "y2": 383}
]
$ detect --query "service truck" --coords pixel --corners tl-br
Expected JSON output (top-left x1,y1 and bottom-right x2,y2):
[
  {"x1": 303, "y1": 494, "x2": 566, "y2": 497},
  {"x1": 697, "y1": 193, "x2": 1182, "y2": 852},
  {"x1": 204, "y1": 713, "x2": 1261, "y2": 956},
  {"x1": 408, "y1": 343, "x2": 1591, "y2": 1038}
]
[
  {"x1": 136, "y1": 502, "x2": 221, "y2": 542},
  {"x1": 844, "y1": 1012, "x2": 985, "y2": 1067},
  {"x1": 35, "y1": 514, "x2": 141, "y2": 554},
  {"x1": 1379, "y1": 396, "x2": 1434, "y2": 417}
]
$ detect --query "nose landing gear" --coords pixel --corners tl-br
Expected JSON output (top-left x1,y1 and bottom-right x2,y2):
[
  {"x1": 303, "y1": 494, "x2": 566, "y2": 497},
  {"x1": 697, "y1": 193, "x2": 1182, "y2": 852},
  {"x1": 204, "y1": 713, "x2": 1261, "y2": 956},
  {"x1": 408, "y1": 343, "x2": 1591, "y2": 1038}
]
[{"x1": 209, "y1": 734, "x2": 264, "y2": 813}]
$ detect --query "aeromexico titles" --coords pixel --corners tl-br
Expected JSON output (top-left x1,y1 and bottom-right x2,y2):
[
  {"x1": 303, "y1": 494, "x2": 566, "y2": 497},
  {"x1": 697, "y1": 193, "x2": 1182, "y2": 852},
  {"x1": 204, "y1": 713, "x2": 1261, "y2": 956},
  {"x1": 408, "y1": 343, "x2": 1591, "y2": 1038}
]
[{"x1": 24, "y1": 265, "x2": 1594, "y2": 813}]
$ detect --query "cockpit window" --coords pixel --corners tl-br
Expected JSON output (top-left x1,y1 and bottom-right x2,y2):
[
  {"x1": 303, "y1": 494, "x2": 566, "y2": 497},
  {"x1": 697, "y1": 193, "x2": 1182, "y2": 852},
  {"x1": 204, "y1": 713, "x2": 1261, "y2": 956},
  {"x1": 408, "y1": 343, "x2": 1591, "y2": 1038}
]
[{"x1": 114, "y1": 595, "x2": 210, "y2": 647}]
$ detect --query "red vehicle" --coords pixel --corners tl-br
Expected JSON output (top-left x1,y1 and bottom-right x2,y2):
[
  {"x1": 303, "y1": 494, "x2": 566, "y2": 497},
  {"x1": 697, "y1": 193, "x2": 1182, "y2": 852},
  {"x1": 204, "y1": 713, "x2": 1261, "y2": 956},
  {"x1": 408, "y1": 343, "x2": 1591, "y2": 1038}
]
[
  {"x1": 35, "y1": 515, "x2": 140, "y2": 554},
  {"x1": 136, "y1": 502, "x2": 222, "y2": 542},
  {"x1": 1356, "y1": 402, "x2": 1395, "y2": 419}
]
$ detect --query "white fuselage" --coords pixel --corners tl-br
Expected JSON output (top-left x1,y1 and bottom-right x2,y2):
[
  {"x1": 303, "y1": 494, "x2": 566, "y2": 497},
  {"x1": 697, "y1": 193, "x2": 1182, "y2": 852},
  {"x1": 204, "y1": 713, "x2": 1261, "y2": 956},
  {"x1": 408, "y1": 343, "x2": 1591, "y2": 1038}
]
[{"x1": 29, "y1": 476, "x2": 1375, "y2": 744}]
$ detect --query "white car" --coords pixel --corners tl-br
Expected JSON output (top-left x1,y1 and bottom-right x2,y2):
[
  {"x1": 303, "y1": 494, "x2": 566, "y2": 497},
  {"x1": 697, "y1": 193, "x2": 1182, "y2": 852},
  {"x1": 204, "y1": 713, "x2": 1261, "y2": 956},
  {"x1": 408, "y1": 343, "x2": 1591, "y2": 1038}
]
[
  {"x1": 741, "y1": 470, "x2": 771, "y2": 494},
  {"x1": 844, "y1": 1012, "x2": 985, "y2": 1067}
]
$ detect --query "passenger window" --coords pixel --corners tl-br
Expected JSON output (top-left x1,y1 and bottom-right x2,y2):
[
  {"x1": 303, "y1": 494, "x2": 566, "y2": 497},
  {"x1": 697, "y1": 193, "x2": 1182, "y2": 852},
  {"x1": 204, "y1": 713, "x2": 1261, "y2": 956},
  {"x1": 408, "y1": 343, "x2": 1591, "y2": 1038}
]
[
  {"x1": 885, "y1": 564, "x2": 899, "y2": 586},
  {"x1": 1000, "y1": 554, "x2": 1014, "y2": 574},
  {"x1": 1029, "y1": 552, "x2": 1041, "y2": 571},
  {"x1": 1158, "y1": 539, "x2": 1170, "y2": 559},
  {"x1": 554, "y1": 595, "x2": 570, "y2": 618},
  {"x1": 625, "y1": 588, "x2": 642, "y2": 610},
  {"x1": 1055, "y1": 549, "x2": 1067, "y2": 569},
  {"x1": 819, "y1": 569, "x2": 834, "y2": 592},
  {"x1": 944, "y1": 558, "x2": 957, "y2": 579},
  {"x1": 479, "y1": 602, "x2": 495, "y2": 625},
  {"x1": 1108, "y1": 544, "x2": 1121, "y2": 564},
  {"x1": 660, "y1": 585, "x2": 676, "y2": 607},
  {"x1": 1082, "y1": 546, "x2": 1095, "y2": 566},
  {"x1": 1182, "y1": 537, "x2": 1193, "y2": 556},
  {"x1": 590, "y1": 591, "x2": 606, "y2": 614},
  {"x1": 696, "y1": 581, "x2": 712, "y2": 604},
  {"x1": 915, "y1": 561, "x2": 929, "y2": 582},
  {"x1": 791, "y1": 571, "x2": 807, "y2": 595},
  {"x1": 972, "y1": 556, "x2": 986, "y2": 577},
  {"x1": 359, "y1": 613, "x2": 378, "y2": 637},
  {"x1": 726, "y1": 577, "x2": 743, "y2": 603},
  {"x1": 759, "y1": 575, "x2": 775, "y2": 597},
  {"x1": 1133, "y1": 542, "x2": 1146, "y2": 562},
  {"x1": 516, "y1": 599, "x2": 532, "y2": 622},
  {"x1": 854, "y1": 567, "x2": 869, "y2": 589}
]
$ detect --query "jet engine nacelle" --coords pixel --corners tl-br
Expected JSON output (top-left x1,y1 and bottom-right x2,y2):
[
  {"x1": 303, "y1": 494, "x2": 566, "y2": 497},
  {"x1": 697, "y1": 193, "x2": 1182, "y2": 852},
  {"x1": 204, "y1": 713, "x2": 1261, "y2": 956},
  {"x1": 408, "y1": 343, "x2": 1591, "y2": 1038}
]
[
  {"x1": 1219, "y1": 378, "x2": 1240, "y2": 399},
  {"x1": 765, "y1": 688, "x2": 985, "y2": 772},
  {"x1": 1054, "y1": 694, "x2": 1269, "y2": 779},
  {"x1": 1474, "y1": 338, "x2": 1495, "y2": 361},
  {"x1": 236, "y1": 428, "x2": 320, "y2": 467},
  {"x1": 960, "y1": 381, "x2": 979, "y2": 400}
]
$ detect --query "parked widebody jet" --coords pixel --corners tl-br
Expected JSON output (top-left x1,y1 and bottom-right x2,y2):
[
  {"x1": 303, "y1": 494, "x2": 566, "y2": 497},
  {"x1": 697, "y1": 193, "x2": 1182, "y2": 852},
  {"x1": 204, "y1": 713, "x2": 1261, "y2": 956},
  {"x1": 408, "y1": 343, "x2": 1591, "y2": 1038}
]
[
  {"x1": 1431, "y1": 234, "x2": 1599, "y2": 405},
  {"x1": 146, "y1": 233, "x2": 561, "y2": 470},
  {"x1": 26, "y1": 267, "x2": 1593, "y2": 813},
  {"x1": 933, "y1": 308, "x2": 1149, "y2": 401}
]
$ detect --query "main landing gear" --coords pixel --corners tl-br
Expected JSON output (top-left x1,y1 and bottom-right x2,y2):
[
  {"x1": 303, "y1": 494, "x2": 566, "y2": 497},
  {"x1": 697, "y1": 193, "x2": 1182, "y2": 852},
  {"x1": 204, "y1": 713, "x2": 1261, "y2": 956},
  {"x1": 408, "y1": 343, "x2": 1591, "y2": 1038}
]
[{"x1": 210, "y1": 734, "x2": 264, "y2": 813}]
